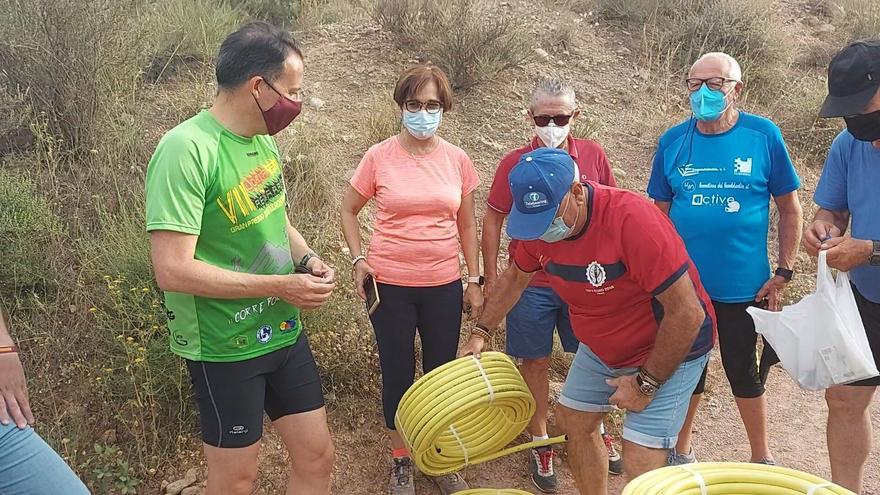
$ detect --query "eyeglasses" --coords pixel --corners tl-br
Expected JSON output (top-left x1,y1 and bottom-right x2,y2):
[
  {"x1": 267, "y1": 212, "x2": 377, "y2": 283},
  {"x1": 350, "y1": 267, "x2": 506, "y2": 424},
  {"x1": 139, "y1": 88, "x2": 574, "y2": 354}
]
[
  {"x1": 686, "y1": 77, "x2": 738, "y2": 92},
  {"x1": 532, "y1": 114, "x2": 574, "y2": 127},
  {"x1": 404, "y1": 99, "x2": 443, "y2": 114}
]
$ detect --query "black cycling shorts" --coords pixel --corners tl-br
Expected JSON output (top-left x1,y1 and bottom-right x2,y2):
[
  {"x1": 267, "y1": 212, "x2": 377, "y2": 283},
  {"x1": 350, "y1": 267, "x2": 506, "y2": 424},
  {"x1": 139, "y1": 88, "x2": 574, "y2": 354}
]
[
  {"x1": 713, "y1": 300, "x2": 779, "y2": 399},
  {"x1": 849, "y1": 283, "x2": 880, "y2": 387},
  {"x1": 186, "y1": 334, "x2": 325, "y2": 448}
]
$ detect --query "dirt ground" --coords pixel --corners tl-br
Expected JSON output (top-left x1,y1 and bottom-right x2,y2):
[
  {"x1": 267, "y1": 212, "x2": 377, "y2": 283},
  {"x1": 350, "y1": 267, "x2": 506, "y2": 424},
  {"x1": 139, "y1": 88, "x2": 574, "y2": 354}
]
[
  {"x1": 155, "y1": 1, "x2": 880, "y2": 493},
  {"x1": 229, "y1": 352, "x2": 880, "y2": 494}
]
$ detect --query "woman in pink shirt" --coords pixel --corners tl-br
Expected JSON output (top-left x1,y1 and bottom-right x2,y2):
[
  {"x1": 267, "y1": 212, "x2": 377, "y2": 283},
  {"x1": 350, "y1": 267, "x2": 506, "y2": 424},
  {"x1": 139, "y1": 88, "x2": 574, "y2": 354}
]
[{"x1": 341, "y1": 64, "x2": 482, "y2": 495}]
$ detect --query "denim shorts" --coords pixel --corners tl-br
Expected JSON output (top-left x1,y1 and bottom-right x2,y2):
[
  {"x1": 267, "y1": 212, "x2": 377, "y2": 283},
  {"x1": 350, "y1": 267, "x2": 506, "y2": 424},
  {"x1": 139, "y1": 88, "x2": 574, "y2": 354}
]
[
  {"x1": 506, "y1": 286, "x2": 579, "y2": 359},
  {"x1": 0, "y1": 423, "x2": 91, "y2": 494},
  {"x1": 559, "y1": 343, "x2": 709, "y2": 449}
]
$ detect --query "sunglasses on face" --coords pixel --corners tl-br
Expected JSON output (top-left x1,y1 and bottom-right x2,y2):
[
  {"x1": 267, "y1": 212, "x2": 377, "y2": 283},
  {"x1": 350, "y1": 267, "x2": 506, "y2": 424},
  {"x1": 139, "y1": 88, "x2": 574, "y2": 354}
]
[{"x1": 532, "y1": 114, "x2": 574, "y2": 127}]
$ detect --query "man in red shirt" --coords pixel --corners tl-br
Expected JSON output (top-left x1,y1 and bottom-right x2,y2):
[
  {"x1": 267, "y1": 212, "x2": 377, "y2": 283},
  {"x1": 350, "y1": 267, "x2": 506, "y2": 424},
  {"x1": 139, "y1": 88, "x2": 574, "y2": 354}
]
[
  {"x1": 482, "y1": 78, "x2": 620, "y2": 492},
  {"x1": 463, "y1": 147, "x2": 715, "y2": 494}
]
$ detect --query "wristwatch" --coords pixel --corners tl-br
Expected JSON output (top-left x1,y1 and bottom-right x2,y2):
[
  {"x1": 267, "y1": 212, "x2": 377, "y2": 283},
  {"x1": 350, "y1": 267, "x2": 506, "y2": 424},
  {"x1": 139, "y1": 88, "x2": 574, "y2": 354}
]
[
  {"x1": 775, "y1": 267, "x2": 794, "y2": 282},
  {"x1": 467, "y1": 275, "x2": 485, "y2": 286},
  {"x1": 870, "y1": 240, "x2": 880, "y2": 266},
  {"x1": 300, "y1": 252, "x2": 319, "y2": 268},
  {"x1": 635, "y1": 373, "x2": 659, "y2": 397}
]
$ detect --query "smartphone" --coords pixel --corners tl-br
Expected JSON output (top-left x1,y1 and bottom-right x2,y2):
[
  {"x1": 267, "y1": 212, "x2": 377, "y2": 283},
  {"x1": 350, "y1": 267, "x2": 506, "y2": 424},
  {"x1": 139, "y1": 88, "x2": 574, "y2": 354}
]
[{"x1": 363, "y1": 274, "x2": 380, "y2": 315}]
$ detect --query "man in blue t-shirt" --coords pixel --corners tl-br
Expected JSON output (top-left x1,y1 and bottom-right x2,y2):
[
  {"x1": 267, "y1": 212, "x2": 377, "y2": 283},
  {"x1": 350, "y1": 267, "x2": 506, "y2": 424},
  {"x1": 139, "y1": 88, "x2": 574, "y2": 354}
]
[
  {"x1": 648, "y1": 52, "x2": 803, "y2": 467},
  {"x1": 804, "y1": 40, "x2": 880, "y2": 494}
]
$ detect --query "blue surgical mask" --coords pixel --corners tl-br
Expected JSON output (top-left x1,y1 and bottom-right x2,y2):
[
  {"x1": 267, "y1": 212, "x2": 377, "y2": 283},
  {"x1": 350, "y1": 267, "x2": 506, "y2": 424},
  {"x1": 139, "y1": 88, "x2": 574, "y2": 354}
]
[
  {"x1": 403, "y1": 109, "x2": 442, "y2": 140},
  {"x1": 540, "y1": 195, "x2": 580, "y2": 243},
  {"x1": 689, "y1": 84, "x2": 733, "y2": 122}
]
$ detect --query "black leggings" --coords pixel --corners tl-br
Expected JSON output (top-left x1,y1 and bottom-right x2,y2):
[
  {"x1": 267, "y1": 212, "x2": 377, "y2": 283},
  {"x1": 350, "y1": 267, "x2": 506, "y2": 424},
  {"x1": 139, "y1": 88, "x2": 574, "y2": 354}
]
[{"x1": 370, "y1": 280, "x2": 463, "y2": 430}]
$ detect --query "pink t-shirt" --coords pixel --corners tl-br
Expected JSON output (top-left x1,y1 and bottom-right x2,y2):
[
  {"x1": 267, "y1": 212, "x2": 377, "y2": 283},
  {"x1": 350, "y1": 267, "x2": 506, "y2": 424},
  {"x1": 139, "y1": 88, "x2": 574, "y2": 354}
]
[{"x1": 350, "y1": 136, "x2": 480, "y2": 287}]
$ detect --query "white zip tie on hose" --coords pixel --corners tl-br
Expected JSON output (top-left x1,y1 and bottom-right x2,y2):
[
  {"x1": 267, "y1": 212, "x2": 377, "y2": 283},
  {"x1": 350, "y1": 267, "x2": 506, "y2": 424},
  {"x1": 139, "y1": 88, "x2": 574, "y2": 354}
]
[
  {"x1": 623, "y1": 462, "x2": 855, "y2": 495},
  {"x1": 394, "y1": 352, "x2": 566, "y2": 477},
  {"x1": 679, "y1": 464, "x2": 707, "y2": 495},
  {"x1": 808, "y1": 482, "x2": 833, "y2": 495},
  {"x1": 448, "y1": 424, "x2": 469, "y2": 466},
  {"x1": 471, "y1": 355, "x2": 494, "y2": 402}
]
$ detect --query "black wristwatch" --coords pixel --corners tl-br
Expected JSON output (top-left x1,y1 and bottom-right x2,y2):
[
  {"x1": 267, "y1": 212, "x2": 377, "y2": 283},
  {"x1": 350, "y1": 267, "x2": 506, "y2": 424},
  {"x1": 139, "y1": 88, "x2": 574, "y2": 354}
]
[
  {"x1": 300, "y1": 252, "x2": 319, "y2": 269},
  {"x1": 467, "y1": 275, "x2": 485, "y2": 286},
  {"x1": 870, "y1": 240, "x2": 880, "y2": 266},
  {"x1": 775, "y1": 267, "x2": 794, "y2": 282}
]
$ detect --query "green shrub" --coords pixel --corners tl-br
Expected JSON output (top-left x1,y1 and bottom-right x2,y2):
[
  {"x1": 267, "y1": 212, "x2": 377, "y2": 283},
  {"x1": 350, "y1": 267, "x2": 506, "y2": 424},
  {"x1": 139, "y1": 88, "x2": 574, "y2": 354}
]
[
  {"x1": 78, "y1": 206, "x2": 154, "y2": 287},
  {"x1": 85, "y1": 273, "x2": 194, "y2": 476},
  {"x1": 227, "y1": 0, "x2": 360, "y2": 30},
  {"x1": 144, "y1": 0, "x2": 242, "y2": 82},
  {"x1": 0, "y1": 0, "x2": 145, "y2": 153},
  {"x1": 228, "y1": 0, "x2": 299, "y2": 26},
  {"x1": 0, "y1": 170, "x2": 63, "y2": 292},
  {"x1": 375, "y1": 0, "x2": 532, "y2": 89}
]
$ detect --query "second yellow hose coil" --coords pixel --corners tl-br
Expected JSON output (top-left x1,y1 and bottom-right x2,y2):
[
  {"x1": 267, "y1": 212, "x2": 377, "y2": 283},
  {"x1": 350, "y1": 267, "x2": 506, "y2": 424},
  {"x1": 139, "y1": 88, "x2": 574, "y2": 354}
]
[
  {"x1": 394, "y1": 351, "x2": 566, "y2": 476},
  {"x1": 623, "y1": 462, "x2": 856, "y2": 495}
]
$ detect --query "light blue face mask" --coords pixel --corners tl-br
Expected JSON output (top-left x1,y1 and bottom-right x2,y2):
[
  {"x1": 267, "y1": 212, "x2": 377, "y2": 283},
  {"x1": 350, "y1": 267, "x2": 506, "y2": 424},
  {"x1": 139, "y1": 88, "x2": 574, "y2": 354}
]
[
  {"x1": 540, "y1": 194, "x2": 580, "y2": 243},
  {"x1": 689, "y1": 84, "x2": 732, "y2": 122},
  {"x1": 402, "y1": 109, "x2": 442, "y2": 140}
]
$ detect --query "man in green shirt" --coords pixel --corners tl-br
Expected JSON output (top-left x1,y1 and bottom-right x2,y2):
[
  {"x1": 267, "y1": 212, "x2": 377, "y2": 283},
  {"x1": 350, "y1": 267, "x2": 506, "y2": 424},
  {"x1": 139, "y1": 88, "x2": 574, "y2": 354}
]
[{"x1": 146, "y1": 22, "x2": 336, "y2": 495}]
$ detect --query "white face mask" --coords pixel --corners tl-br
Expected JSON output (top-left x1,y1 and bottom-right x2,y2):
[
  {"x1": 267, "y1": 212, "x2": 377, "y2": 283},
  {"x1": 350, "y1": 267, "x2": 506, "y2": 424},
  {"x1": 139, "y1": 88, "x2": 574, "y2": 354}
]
[{"x1": 535, "y1": 122, "x2": 570, "y2": 148}]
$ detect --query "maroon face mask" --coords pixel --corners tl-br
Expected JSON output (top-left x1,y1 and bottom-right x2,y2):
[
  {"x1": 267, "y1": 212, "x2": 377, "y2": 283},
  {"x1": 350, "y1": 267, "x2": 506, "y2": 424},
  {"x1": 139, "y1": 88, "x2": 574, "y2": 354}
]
[{"x1": 254, "y1": 80, "x2": 302, "y2": 136}]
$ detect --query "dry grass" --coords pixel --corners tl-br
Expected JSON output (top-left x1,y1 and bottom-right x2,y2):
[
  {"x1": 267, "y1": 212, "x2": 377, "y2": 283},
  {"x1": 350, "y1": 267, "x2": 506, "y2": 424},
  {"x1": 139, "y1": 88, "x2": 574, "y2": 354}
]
[
  {"x1": 374, "y1": 0, "x2": 532, "y2": 89},
  {"x1": 816, "y1": 0, "x2": 880, "y2": 41},
  {"x1": 598, "y1": 0, "x2": 791, "y2": 103}
]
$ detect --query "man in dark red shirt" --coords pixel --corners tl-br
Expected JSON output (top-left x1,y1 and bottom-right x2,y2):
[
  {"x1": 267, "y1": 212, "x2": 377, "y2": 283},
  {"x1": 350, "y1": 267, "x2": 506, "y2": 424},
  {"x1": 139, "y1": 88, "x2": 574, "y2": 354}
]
[
  {"x1": 463, "y1": 147, "x2": 715, "y2": 494},
  {"x1": 482, "y1": 78, "x2": 620, "y2": 491}
]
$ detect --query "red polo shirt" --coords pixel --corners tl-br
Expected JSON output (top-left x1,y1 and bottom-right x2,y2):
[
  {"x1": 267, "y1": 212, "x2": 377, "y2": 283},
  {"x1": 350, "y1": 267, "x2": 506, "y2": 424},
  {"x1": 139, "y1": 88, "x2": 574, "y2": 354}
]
[
  {"x1": 513, "y1": 182, "x2": 716, "y2": 368},
  {"x1": 487, "y1": 135, "x2": 616, "y2": 287}
]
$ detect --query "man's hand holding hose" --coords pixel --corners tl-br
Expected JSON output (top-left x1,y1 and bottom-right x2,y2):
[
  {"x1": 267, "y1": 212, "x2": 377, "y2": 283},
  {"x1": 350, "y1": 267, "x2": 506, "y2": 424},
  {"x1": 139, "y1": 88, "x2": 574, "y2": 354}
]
[{"x1": 459, "y1": 264, "x2": 534, "y2": 359}]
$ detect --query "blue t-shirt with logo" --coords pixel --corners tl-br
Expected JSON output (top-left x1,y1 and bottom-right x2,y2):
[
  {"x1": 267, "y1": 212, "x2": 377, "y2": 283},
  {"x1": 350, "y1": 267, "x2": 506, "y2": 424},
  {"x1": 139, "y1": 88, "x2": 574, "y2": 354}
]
[
  {"x1": 647, "y1": 112, "x2": 801, "y2": 303},
  {"x1": 814, "y1": 130, "x2": 880, "y2": 304}
]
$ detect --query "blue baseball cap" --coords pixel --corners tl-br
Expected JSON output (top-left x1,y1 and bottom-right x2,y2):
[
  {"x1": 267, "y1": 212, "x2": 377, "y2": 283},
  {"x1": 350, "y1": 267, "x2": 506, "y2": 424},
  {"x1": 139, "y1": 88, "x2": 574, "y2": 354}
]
[{"x1": 507, "y1": 147, "x2": 578, "y2": 241}]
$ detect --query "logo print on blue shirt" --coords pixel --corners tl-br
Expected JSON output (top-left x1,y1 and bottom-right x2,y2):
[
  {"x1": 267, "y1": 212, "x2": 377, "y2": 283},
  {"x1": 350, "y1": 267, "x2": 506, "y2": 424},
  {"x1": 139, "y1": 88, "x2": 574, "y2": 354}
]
[
  {"x1": 678, "y1": 164, "x2": 723, "y2": 177},
  {"x1": 683, "y1": 179, "x2": 697, "y2": 192},
  {"x1": 733, "y1": 157, "x2": 753, "y2": 176}
]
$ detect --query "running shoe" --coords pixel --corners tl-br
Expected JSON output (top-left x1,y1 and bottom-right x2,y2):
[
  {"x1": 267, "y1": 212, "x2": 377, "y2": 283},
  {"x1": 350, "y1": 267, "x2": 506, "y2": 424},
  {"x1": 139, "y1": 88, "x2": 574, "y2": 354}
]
[
  {"x1": 603, "y1": 432, "x2": 624, "y2": 475},
  {"x1": 389, "y1": 457, "x2": 415, "y2": 495},
  {"x1": 667, "y1": 447, "x2": 697, "y2": 466},
  {"x1": 529, "y1": 446, "x2": 558, "y2": 493},
  {"x1": 430, "y1": 472, "x2": 469, "y2": 494}
]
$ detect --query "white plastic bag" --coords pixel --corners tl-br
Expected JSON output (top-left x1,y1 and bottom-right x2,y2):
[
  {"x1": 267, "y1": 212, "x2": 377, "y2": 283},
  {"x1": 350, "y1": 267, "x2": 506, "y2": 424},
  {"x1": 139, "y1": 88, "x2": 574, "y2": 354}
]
[{"x1": 747, "y1": 251, "x2": 879, "y2": 391}]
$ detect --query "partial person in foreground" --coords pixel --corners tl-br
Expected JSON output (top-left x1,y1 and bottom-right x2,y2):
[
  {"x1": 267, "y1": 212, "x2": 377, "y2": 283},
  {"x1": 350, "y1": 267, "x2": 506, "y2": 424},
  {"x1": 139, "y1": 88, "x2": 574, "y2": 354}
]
[
  {"x1": 482, "y1": 77, "x2": 621, "y2": 492},
  {"x1": 803, "y1": 39, "x2": 880, "y2": 494},
  {"x1": 341, "y1": 64, "x2": 480, "y2": 495},
  {"x1": 461, "y1": 147, "x2": 716, "y2": 495},
  {"x1": 146, "y1": 23, "x2": 335, "y2": 495},
  {"x1": 648, "y1": 52, "x2": 803, "y2": 466},
  {"x1": 0, "y1": 309, "x2": 91, "y2": 495}
]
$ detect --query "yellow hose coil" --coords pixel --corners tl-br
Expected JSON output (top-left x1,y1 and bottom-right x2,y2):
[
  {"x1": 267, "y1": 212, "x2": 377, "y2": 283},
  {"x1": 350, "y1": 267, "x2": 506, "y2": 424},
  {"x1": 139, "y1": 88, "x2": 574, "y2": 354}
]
[
  {"x1": 455, "y1": 490, "x2": 533, "y2": 495},
  {"x1": 394, "y1": 351, "x2": 566, "y2": 476},
  {"x1": 623, "y1": 463, "x2": 856, "y2": 495}
]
